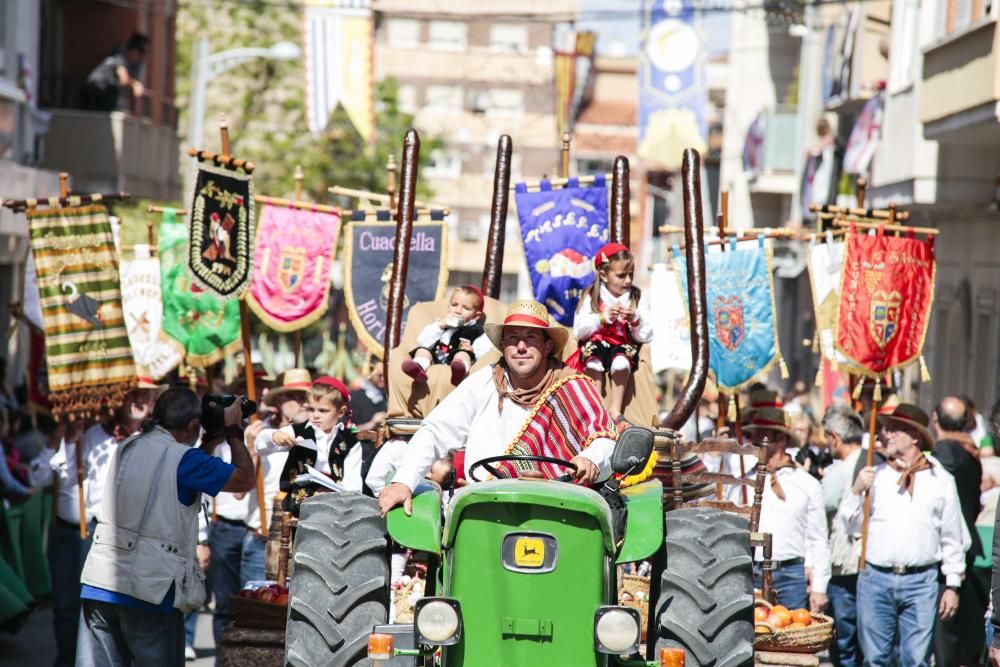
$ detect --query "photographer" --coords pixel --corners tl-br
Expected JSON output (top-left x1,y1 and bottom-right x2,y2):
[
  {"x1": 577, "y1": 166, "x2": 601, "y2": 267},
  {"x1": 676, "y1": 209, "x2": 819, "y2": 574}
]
[{"x1": 76, "y1": 388, "x2": 256, "y2": 667}]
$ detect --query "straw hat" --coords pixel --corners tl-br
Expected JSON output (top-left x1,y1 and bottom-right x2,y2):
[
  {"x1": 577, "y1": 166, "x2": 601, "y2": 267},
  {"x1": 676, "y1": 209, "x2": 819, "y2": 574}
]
[
  {"x1": 876, "y1": 403, "x2": 935, "y2": 451},
  {"x1": 741, "y1": 389, "x2": 782, "y2": 424},
  {"x1": 269, "y1": 368, "x2": 313, "y2": 400},
  {"x1": 484, "y1": 300, "x2": 569, "y2": 357},
  {"x1": 742, "y1": 406, "x2": 801, "y2": 447}
]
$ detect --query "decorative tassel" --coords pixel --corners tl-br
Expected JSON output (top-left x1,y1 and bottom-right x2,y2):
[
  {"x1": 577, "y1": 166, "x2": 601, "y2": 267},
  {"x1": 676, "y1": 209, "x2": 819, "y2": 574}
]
[
  {"x1": 779, "y1": 357, "x2": 789, "y2": 379},
  {"x1": 727, "y1": 398, "x2": 737, "y2": 423},
  {"x1": 831, "y1": 360, "x2": 839, "y2": 372},
  {"x1": 815, "y1": 367, "x2": 824, "y2": 388},
  {"x1": 873, "y1": 381, "x2": 882, "y2": 403},
  {"x1": 811, "y1": 332, "x2": 819, "y2": 354},
  {"x1": 919, "y1": 356, "x2": 931, "y2": 383},
  {"x1": 852, "y1": 382, "x2": 864, "y2": 401}
]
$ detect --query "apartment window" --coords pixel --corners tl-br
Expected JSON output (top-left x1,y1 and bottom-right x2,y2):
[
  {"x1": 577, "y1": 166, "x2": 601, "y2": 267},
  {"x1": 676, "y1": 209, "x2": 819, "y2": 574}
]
[
  {"x1": 397, "y1": 84, "x2": 417, "y2": 114},
  {"x1": 386, "y1": 18, "x2": 420, "y2": 48},
  {"x1": 940, "y1": 0, "x2": 985, "y2": 35},
  {"x1": 425, "y1": 149, "x2": 462, "y2": 179},
  {"x1": 489, "y1": 24, "x2": 528, "y2": 54},
  {"x1": 889, "y1": 0, "x2": 919, "y2": 91},
  {"x1": 457, "y1": 217, "x2": 481, "y2": 242},
  {"x1": 428, "y1": 20, "x2": 467, "y2": 52},
  {"x1": 486, "y1": 89, "x2": 524, "y2": 118},
  {"x1": 425, "y1": 85, "x2": 463, "y2": 112}
]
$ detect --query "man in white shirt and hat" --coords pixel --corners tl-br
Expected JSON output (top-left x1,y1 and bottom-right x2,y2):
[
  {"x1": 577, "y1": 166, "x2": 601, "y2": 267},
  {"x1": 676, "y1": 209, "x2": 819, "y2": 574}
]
[
  {"x1": 744, "y1": 405, "x2": 831, "y2": 614},
  {"x1": 378, "y1": 300, "x2": 618, "y2": 517},
  {"x1": 847, "y1": 402, "x2": 970, "y2": 667}
]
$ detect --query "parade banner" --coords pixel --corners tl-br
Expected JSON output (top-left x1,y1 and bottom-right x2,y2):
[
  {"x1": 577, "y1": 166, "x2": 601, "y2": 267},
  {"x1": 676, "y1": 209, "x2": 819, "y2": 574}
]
[
  {"x1": 160, "y1": 209, "x2": 242, "y2": 368},
  {"x1": 835, "y1": 229, "x2": 935, "y2": 377},
  {"x1": 843, "y1": 91, "x2": 884, "y2": 175},
  {"x1": 343, "y1": 220, "x2": 448, "y2": 358},
  {"x1": 120, "y1": 244, "x2": 183, "y2": 378},
  {"x1": 27, "y1": 205, "x2": 136, "y2": 417},
  {"x1": 807, "y1": 237, "x2": 852, "y2": 367},
  {"x1": 514, "y1": 176, "x2": 609, "y2": 326},
  {"x1": 675, "y1": 239, "x2": 786, "y2": 390},
  {"x1": 246, "y1": 204, "x2": 342, "y2": 332},
  {"x1": 304, "y1": 0, "x2": 374, "y2": 141},
  {"x1": 648, "y1": 264, "x2": 691, "y2": 373},
  {"x1": 638, "y1": 0, "x2": 708, "y2": 169},
  {"x1": 189, "y1": 162, "x2": 254, "y2": 299}
]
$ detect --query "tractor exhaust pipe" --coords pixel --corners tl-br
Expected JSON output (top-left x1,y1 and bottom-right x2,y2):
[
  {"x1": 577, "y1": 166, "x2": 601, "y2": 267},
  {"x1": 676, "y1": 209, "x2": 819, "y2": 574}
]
[{"x1": 662, "y1": 149, "x2": 709, "y2": 430}]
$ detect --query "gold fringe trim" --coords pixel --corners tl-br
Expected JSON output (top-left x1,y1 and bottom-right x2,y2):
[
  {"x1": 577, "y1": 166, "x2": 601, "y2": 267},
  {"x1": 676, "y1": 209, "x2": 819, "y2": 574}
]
[
  {"x1": 919, "y1": 356, "x2": 931, "y2": 383},
  {"x1": 778, "y1": 356, "x2": 789, "y2": 379},
  {"x1": 50, "y1": 379, "x2": 136, "y2": 420}
]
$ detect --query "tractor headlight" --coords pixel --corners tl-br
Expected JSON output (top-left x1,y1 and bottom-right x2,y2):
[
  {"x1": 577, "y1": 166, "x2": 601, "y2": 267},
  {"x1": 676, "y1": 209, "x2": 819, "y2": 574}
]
[
  {"x1": 594, "y1": 606, "x2": 641, "y2": 655},
  {"x1": 414, "y1": 598, "x2": 462, "y2": 645}
]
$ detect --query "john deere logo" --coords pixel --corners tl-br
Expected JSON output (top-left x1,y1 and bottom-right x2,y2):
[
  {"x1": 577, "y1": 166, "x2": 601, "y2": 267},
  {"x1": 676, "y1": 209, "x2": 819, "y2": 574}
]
[{"x1": 514, "y1": 538, "x2": 545, "y2": 568}]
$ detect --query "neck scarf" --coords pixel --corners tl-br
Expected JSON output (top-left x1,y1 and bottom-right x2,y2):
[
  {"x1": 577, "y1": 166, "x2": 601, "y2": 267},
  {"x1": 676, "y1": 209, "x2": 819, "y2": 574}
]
[
  {"x1": 888, "y1": 454, "x2": 933, "y2": 496},
  {"x1": 491, "y1": 358, "x2": 572, "y2": 414},
  {"x1": 767, "y1": 456, "x2": 798, "y2": 501}
]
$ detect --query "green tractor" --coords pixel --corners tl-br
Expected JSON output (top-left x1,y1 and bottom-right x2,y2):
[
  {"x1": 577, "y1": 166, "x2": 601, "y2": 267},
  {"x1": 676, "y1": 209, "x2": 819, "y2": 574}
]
[{"x1": 284, "y1": 140, "x2": 757, "y2": 666}]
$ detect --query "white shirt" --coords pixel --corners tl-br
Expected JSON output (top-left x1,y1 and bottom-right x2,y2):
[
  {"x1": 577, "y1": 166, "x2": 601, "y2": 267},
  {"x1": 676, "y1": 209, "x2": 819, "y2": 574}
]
[
  {"x1": 416, "y1": 321, "x2": 493, "y2": 360},
  {"x1": 752, "y1": 465, "x2": 831, "y2": 594},
  {"x1": 248, "y1": 427, "x2": 292, "y2": 531},
  {"x1": 365, "y1": 438, "x2": 409, "y2": 496},
  {"x1": 211, "y1": 443, "x2": 249, "y2": 522},
  {"x1": 842, "y1": 455, "x2": 971, "y2": 587},
  {"x1": 394, "y1": 366, "x2": 616, "y2": 491},
  {"x1": 701, "y1": 452, "x2": 758, "y2": 506},
  {"x1": 572, "y1": 285, "x2": 654, "y2": 343},
  {"x1": 29, "y1": 424, "x2": 120, "y2": 524}
]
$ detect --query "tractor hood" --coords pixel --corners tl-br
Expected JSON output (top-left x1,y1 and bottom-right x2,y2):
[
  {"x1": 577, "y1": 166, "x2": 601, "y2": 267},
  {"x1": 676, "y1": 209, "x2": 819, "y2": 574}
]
[{"x1": 442, "y1": 479, "x2": 616, "y2": 553}]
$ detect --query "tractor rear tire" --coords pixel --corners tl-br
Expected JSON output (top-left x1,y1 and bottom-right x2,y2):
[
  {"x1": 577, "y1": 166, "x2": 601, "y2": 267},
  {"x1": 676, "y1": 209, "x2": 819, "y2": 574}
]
[
  {"x1": 285, "y1": 492, "x2": 389, "y2": 667},
  {"x1": 651, "y1": 507, "x2": 754, "y2": 667}
]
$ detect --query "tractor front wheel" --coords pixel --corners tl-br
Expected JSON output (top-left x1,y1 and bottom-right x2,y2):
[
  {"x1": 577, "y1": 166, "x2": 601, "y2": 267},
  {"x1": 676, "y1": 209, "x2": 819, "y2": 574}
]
[
  {"x1": 285, "y1": 492, "x2": 390, "y2": 667},
  {"x1": 651, "y1": 507, "x2": 754, "y2": 667}
]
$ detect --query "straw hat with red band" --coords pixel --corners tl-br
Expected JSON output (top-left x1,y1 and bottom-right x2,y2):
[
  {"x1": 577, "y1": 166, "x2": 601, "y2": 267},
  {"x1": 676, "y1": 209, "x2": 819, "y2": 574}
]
[
  {"x1": 269, "y1": 368, "x2": 313, "y2": 400},
  {"x1": 460, "y1": 284, "x2": 485, "y2": 308},
  {"x1": 484, "y1": 300, "x2": 569, "y2": 357},
  {"x1": 740, "y1": 389, "x2": 783, "y2": 424},
  {"x1": 593, "y1": 242, "x2": 631, "y2": 270},
  {"x1": 876, "y1": 402, "x2": 935, "y2": 451},
  {"x1": 134, "y1": 366, "x2": 165, "y2": 391},
  {"x1": 742, "y1": 406, "x2": 801, "y2": 447}
]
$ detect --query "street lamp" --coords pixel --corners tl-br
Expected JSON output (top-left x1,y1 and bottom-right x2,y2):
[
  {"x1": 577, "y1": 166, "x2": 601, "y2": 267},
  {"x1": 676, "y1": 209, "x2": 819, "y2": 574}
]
[{"x1": 186, "y1": 37, "x2": 302, "y2": 186}]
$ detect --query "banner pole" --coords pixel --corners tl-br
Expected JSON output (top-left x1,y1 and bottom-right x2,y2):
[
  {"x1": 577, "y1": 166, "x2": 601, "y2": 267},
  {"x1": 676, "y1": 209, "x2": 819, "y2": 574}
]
[
  {"x1": 74, "y1": 434, "x2": 86, "y2": 539},
  {"x1": 292, "y1": 165, "x2": 304, "y2": 367},
  {"x1": 859, "y1": 379, "x2": 880, "y2": 570},
  {"x1": 387, "y1": 154, "x2": 398, "y2": 212},
  {"x1": 610, "y1": 156, "x2": 630, "y2": 246},
  {"x1": 482, "y1": 135, "x2": 511, "y2": 300},
  {"x1": 560, "y1": 132, "x2": 571, "y2": 179}
]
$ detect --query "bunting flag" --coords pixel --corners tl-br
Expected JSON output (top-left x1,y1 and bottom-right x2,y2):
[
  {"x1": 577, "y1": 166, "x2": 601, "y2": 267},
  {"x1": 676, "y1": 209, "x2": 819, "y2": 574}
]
[
  {"x1": 188, "y1": 162, "x2": 254, "y2": 299},
  {"x1": 119, "y1": 244, "x2": 183, "y2": 379},
  {"x1": 514, "y1": 176, "x2": 609, "y2": 325},
  {"x1": 343, "y1": 217, "x2": 448, "y2": 358},
  {"x1": 648, "y1": 264, "x2": 691, "y2": 373},
  {"x1": 675, "y1": 239, "x2": 786, "y2": 390},
  {"x1": 159, "y1": 209, "x2": 242, "y2": 368},
  {"x1": 835, "y1": 228, "x2": 935, "y2": 377},
  {"x1": 27, "y1": 205, "x2": 136, "y2": 418},
  {"x1": 807, "y1": 237, "x2": 852, "y2": 368},
  {"x1": 246, "y1": 204, "x2": 342, "y2": 332},
  {"x1": 303, "y1": 0, "x2": 374, "y2": 141}
]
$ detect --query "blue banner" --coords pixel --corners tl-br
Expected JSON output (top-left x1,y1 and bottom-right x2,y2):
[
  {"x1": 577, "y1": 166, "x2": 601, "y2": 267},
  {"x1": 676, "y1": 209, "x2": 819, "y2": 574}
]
[
  {"x1": 514, "y1": 176, "x2": 609, "y2": 325},
  {"x1": 674, "y1": 240, "x2": 784, "y2": 390},
  {"x1": 638, "y1": 0, "x2": 708, "y2": 168}
]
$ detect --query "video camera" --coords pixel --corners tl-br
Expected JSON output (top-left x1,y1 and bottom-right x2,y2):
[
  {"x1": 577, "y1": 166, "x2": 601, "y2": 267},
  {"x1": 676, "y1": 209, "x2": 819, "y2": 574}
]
[{"x1": 201, "y1": 393, "x2": 257, "y2": 439}]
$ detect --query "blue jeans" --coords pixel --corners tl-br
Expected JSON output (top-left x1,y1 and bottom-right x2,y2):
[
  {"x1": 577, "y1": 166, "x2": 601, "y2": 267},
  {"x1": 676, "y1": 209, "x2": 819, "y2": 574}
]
[
  {"x1": 49, "y1": 519, "x2": 85, "y2": 667},
  {"x1": 828, "y1": 574, "x2": 861, "y2": 667},
  {"x1": 183, "y1": 611, "x2": 197, "y2": 648},
  {"x1": 857, "y1": 565, "x2": 938, "y2": 667},
  {"x1": 754, "y1": 561, "x2": 808, "y2": 611},
  {"x1": 209, "y1": 519, "x2": 247, "y2": 645},
  {"x1": 76, "y1": 599, "x2": 184, "y2": 667},
  {"x1": 240, "y1": 531, "x2": 266, "y2": 587}
]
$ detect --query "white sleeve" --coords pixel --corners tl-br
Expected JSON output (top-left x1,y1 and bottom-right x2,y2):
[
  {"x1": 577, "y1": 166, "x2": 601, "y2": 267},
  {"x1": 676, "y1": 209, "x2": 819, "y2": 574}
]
[
  {"x1": 842, "y1": 485, "x2": 865, "y2": 535},
  {"x1": 939, "y1": 474, "x2": 970, "y2": 587},
  {"x1": 472, "y1": 333, "x2": 493, "y2": 360},
  {"x1": 573, "y1": 296, "x2": 603, "y2": 340},
  {"x1": 416, "y1": 321, "x2": 445, "y2": 349},
  {"x1": 342, "y1": 446, "x2": 364, "y2": 492},
  {"x1": 805, "y1": 479, "x2": 831, "y2": 594},
  {"x1": 393, "y1": 372, "x2": 485, "y2": 491},
  {"x1": 577, "y1": 436, "x2": 615, "y2": 482},
  {"x1": 630, "y1": 294, "x2": 654, "y2": 343},
  {"x1": 365, "y1": 439, "x2": 408, "y2": 495},
  {"x1": 28, "y1": 447, "x2": 59, "y2": 487}
]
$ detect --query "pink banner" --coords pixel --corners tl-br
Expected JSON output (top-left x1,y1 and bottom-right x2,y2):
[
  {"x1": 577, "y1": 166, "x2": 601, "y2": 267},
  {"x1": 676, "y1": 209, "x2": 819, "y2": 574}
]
[{"x1": 246, "y1": 204, "x2": 341, "y2": 331}]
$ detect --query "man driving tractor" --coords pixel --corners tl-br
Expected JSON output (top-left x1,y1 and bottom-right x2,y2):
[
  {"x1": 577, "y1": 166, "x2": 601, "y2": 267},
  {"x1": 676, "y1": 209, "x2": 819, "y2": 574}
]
[{"x1": 377, "y1": 299, "x2": 618, "y2": 517}]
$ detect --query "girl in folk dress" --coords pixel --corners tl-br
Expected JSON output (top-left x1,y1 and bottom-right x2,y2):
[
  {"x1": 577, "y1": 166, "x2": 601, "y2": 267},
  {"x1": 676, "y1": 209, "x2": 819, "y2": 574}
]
[{"x1": 572, "y1": 243, "x2": 653, "y2": 420}]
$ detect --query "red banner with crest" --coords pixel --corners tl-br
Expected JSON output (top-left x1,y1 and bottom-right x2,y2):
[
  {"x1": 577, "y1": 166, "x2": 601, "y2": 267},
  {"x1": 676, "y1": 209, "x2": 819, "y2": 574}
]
[{"x1": 835, "y1": 229, "x2": 935, "y2": 376}]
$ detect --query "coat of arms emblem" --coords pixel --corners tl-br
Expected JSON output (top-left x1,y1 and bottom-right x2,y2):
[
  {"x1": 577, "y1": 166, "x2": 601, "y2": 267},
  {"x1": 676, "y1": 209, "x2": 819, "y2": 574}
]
[
  {"x1": 714, "y1": 295, "x2": 745, "y2": 352},
  {"x1": 278, "y1": 246, "x2": 307, "y2": 293},
  {"x1": 869, "y1": 289, "x2": 902, "y2": 349}
]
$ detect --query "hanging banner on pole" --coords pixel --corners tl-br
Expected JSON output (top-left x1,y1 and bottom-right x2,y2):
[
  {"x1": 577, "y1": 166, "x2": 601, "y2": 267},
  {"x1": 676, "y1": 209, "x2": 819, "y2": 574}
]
[
  {"x1": 843, "y1": 91, "x2": 884, "y2": 175},
  {"x1": 160, "y1": 209, "x2": 242, "y2": 368},
  {"x1": 27, "y1": 205, "x2": 136, "y2": 418},
  {"x1": 638, "y1": 0, "x2": 708, "y2": 169},
  {"x1": 675, "y1": 239, "x2": 786, "y2": 390},
  {"x1": 246, "y1": 204, "x2": 342, "y2": 332},
  {"x1": 835, "y1": 229, "x2": 935, "y2": 376},
  {"x1": 648, "y1": 264, "x2": 691, "y2": 373},
  {"x1": 807, "y1": 238, "x2": 855, "y2": 368},
  {"x1": 303, "y1": 0, "x2": 374, "y2": 141},
  {"x1": 120, "y1": 244, "x2": 183, "y2": 379},
  {"x1": 188, "y1": 162, "x2": 255, "y2": 299},
  {"x1": 343, "y1": 218, "x2": 448, "y2": 359},
  {"x1": 514, "y1": 176, "x2": 609, "y2": 326}
]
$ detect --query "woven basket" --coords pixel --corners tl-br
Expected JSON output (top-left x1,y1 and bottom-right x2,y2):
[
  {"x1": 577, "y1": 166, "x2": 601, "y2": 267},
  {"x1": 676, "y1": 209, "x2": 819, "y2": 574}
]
[
  {"x1": 619, "y1": 574, "x2": 651, "y2": 641},
  {"x1": 231, "y1": 595, "x2": 288, "y2": 630},
  {"x1": 753, "y1": 599, "x2": 834, "y2": 654},
  {"x1": 621, "y1": 574, "x2": 650, "y2": 598}
]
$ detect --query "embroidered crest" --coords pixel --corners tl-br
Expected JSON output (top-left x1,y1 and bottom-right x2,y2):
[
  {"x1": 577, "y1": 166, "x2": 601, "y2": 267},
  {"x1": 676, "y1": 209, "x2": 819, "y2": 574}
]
[
  {"x1": 278, "y1": 246, "x2": 307, "y2": 293},
  {"x1": 188, "y1": 162, "x2": 254, "y2": 299},
  {"x1": 714, "y1": 295, "x2": 745, "y2": 352},
  {"x1": 869, "y1": 289, "x2": 902, "y2": 349}
]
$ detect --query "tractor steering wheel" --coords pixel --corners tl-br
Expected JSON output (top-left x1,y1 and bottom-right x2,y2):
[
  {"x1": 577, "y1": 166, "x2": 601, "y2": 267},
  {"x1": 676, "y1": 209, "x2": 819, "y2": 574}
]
[{"x1": 468, "y1": 455, "x2": 579, "y2": 483}]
